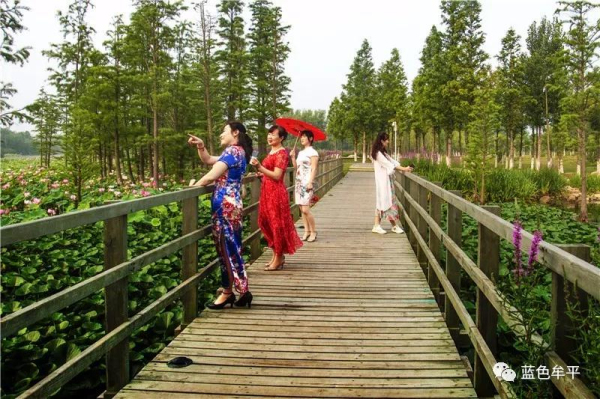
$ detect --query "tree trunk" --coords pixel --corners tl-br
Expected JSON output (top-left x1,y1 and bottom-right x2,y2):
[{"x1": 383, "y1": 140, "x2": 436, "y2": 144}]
[
  {"x1": 494, "y1": 130, "x2": 499, "y2": 168},
  {"x1": 362, "y1": 131, "x2": 366, "y2": 163},
  {"x1": 99, "y1": 145, "x2": 105, "y2": 179},
  {"x1": 578, "y1": 126, "x2": 587, "y2": 221},
  {"x1": 518, "y1": 129, "x2": 524, "y2": 169},
  {"x1": 546, "y1": 124, "x2": 553, "y2": 168},
  {"x1": 125, "y1": 144, "x2": 135, "y2": 183},
  {"x1": 353, "y1": 135, "x2": 358, "y2": 162},
  {"x1": 445, "y1": 131, "x2": 452, "y2": 167},
  {"x1": 508, "y1": 131, "x2": 514, "y2": 169},
  {"x1": 536, "y1": 126, "x2": 542, "y2": 170}
]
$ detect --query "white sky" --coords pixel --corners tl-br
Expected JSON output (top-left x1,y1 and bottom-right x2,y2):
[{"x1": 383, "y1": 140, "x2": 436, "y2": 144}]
[{"x1": 3, "y1": 0, "x2": 585, "y2": 133}]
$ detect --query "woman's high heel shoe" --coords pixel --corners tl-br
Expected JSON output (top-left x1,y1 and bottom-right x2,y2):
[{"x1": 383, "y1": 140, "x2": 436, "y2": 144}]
[
  {"x1": 264, "y1": 256, "x2": 285, "y2": 271},
  {"x1": 234, "y1": 292, "x2": 253, "y2": 308},
  {"x1": 307, "y1": 232, "x2": 318, "y2": 242},
  {"x1": 206, "y1": 293, "x2": 236, "y2": 310},
  {"x1": 302, "y1": 231, "x2": 311, "y2": 241}
]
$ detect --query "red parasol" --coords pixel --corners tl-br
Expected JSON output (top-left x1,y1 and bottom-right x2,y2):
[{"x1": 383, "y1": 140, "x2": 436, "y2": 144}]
[{"x1": 274, "y1": 118, "x2": 327, "y2": 141}]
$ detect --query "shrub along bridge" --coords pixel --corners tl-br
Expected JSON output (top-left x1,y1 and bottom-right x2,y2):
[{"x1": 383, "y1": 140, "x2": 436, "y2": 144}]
[{"x1": 1, "y1": 159, "x2": 598, "y2": 398}]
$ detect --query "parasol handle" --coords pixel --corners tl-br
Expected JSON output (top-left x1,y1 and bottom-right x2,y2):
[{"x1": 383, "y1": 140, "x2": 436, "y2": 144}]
[{"x1": 292, "y1": 135, "x2": 300, "y2": 152}]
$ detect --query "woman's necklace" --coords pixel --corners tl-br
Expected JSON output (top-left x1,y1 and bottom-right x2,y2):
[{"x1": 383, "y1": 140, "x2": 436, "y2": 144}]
[{"x1": 270, "y1": 145, "x2": 283, "y2": 155}]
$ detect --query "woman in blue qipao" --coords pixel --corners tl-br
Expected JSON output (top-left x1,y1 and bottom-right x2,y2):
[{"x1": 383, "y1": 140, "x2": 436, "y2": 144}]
[{"x1": 188, "y1": 121, "x2": 253, "y2": 309}]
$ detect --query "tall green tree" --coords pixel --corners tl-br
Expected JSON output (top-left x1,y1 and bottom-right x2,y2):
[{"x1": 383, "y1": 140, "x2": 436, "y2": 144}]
[
  {"x1": 215, "y1": 0, "x2": 249, "y2": 121},
  {"x1": 556, "y1": 0, "x2": 600, "y2": 222},
  {"x1": 523, "y1": 17, "x2": 565, "y2": 170},
  {"x1": 44, "y1": 0, "x2": 100, "y2": 202},
  {"x1": 343, "y1": 39, "x2": 377, "y2": 163},
  {"x1": 194, "y1": 2, "x2": 220, "y2": 153},
  {"x1": 440, "y1": 0, "x2": 488, "y2": 165},
  {"x1": 326, "y1": 96, "x2": 352, "y2": 152},
  {"x1": 0, "y1": 0, "x2": 31, "y2": 126},
  {"x1": 415, "y1": 26, "x2": 445, "y2": 157},
  {"x1": 496, "y1": 28, "x2": 526, "y2": 169},
  {"x1": 248, "y1": 0, "x2": 291, "y2": 152},
  {"x1": 128, "y1": 0, "x2": 185, "y2": 186},
  {"x1": 376, "y1": 48, "x2": 409, "y2": 156},
  {"x1": 467, "y1": 67, "x2": 500, "y2": 203},
  {"x1": 26, "y1": 89, "x2": 61, "y2": 165}
]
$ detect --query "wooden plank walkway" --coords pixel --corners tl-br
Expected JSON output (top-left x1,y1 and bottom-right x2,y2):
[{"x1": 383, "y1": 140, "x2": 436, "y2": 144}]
[{"x1": 115, "y1": 171, "x2": 476, "y2": 398}]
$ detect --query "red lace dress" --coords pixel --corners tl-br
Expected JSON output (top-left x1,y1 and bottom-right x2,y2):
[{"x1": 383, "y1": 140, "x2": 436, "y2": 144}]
[{"x1": 258, "y1": 149, "x2": 303, "y2": 256}]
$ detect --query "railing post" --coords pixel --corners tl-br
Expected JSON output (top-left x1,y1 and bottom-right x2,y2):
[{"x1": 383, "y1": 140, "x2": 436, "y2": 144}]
[
  {"x1": 399, "y1": 173, "x2": 409, "y2": 238},
  {"x1": 181, "y1": 196, "x2": 198, "y2": 327},
  {"x1": 445, "y1": 190, "x2": 462, "y2": 342},
  {"x1": 428, "y1": 182, "x2": 442, "y2": 305},
  {"x1": 474, "y1": 205, "x2": 501, "y2": 397},
  {"x1": 408, "y1": 176, "x2": 419, "y2": 253},
  {"x1": 417, "y1": 183, "x2": 429, "y2": 274},
  {"x1": 551, "y1": 245, "x2": 590, "y2": 365},
  {"x1": 103, "y1": 210, "x2": 129, "y2": 398},
  {"x1": 250, "y1": 178, "x2": 262, "y2": 261}
]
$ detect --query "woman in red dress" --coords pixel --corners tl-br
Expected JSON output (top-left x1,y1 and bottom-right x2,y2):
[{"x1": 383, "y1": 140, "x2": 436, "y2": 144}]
[{"x1": 250, "y1": 125, "x2": 303, "y2": 270}]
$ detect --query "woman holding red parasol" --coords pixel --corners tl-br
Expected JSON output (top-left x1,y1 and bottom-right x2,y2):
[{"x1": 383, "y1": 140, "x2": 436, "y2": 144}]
[
  {"x1": 277, "y1": 118, "x2": 327, "y2": 242},
  {"x1": 250, "y1": 125, "x2": 303, "y2": 270},
  {"x1": 290, "y1": 130, "x2": 319, "y2": 242}
]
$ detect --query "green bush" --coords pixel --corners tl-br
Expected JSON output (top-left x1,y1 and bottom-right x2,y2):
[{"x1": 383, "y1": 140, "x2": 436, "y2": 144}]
[
  {"x1": 525, "y1": 167, "x2": 568, "y2": 196},
  {"x1": 485, "y1": 169, "x2": 537, "y2": 202},
  {"x1": 570, "y1": 174, "x2": 600, "y2": 193}
]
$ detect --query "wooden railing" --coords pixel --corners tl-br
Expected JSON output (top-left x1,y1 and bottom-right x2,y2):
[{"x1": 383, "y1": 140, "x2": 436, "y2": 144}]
[
  {"x1": 0, "y1": 158, "x2": 344, "y2": 399},
  {"x1": 396, "y1": 172, "x2": 599, "y2": 399}
]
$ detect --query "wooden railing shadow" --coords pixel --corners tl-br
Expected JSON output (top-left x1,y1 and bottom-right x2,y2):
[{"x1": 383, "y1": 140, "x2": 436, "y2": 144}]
[
  {"x1": 0, "y1": 158, "x2": 344, "y2": 399},
  {"x1": 396, "y1": 171, "x2": 599, "y2": 399}
]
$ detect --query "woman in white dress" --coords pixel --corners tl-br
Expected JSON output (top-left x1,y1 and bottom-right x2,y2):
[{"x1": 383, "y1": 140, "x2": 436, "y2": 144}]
[
  {"x1": 291, "y1": 130, "x2": 319, "y2": 242},
  {"x1": 371, "y1": 132, "x2": 412, "y2": 234}
]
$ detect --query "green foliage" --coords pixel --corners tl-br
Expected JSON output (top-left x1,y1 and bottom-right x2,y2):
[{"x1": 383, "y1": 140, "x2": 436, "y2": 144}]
[
  {"x1": 0, "y1": 163, "x2": 227, "y2": 398},
  {"x1": 341, "y1": 39, "x2": 378, "y2": 155},
  {"x1": 451, "y1": 202, "x2": 600, "y2": 396},
  {"x1": 570, "y1": 174, "x2": 600, "y2": 193},
  {"x1": 0, "y1": 0, "x2": 31, "y2": 127},
  {"x1": 248, "y1": 0, "x2": 291, "y2": 150},
  {"x1": 215, "y1": 0, "x2": 249, "y2": 121},
  {"x1": 0, "y1": 128, "x2": 37, "y2": 157},
  {"x1": 405, "y1": 159, "x2": 568, "y2": 201}
]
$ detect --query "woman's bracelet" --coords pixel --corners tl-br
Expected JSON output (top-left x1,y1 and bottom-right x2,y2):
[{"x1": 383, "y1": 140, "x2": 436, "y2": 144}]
[{"x1": 197, "y1": 145, "x2": 205, "y2": 151}]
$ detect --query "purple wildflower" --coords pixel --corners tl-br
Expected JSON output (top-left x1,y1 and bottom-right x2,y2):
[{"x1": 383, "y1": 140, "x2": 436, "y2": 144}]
[
  {"x1": 512, "y1": 221, "x2": 524, "y2": 280},
  {"x1": 528, "y1": 230, "x2": 543, "y2": 270}
]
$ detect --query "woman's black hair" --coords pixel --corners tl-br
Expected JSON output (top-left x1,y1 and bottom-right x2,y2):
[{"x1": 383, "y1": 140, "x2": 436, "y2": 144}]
[
  {"x1": 371, "y1": 132, "x2": 389, "y2": 160},
  {"x1": 300, "y1": 130, "x2": 314, "y2": 145},
  {"x1": 268, "y1": 124, "x2": 288, "y2": 141},
  {"x1": 228, "y1": 121, "x2": 253, "y2": 163}
]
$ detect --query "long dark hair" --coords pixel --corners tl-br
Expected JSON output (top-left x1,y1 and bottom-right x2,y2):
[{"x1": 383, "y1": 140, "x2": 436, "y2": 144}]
[
  {"x1": 371, "y1": 132, "x2": 389, "y2": 160},
  {"x1": 228, "y1": 121, "x2": 252, "y2": 163}
]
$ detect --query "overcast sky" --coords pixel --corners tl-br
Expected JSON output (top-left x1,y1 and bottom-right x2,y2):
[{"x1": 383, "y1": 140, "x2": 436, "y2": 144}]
[{"x1": 4, "y1": 0, "x2": 589, "y2": 133}]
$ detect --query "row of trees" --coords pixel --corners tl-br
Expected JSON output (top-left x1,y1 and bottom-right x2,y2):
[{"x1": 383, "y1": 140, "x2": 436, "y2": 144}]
[
  {"x1": 0, "y1": 129, "x2": 37, "y2": 157},
  {"x1": 327, "y1": 1, "x2": 599, "y2": 221},
  {"x1": 5, "y1": 0, "x2": 292, "y2": 200}
]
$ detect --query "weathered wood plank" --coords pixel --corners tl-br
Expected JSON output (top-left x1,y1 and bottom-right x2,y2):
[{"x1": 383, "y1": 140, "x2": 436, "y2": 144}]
[{"x1": 116, "y1": 171, "x2": 475, "y2": 399}]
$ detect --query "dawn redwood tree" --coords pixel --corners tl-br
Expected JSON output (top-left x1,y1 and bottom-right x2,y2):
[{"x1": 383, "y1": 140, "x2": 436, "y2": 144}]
[{"x1": 556, "y1": 0, "x2": 600, "y2": 222}]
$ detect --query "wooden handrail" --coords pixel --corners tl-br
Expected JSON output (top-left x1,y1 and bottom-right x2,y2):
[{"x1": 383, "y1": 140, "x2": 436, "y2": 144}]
[
  {"x1": 1, "y1": 159, "x2": 344, "y2": 399},
  {"x1": 404, "y1": 172, "x2": 600, "y2": 301},
  {"x1": 397, "y1": 170, "x2": 597, "y2": 399}
]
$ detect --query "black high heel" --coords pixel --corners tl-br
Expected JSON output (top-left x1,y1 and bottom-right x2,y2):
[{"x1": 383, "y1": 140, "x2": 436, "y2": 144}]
[
  {"x1": 234, "y1": 292, "x2": 253, "y2": 308},
  {"x1": 206, "y1": 293, "x2": 236, "y2": 310}
]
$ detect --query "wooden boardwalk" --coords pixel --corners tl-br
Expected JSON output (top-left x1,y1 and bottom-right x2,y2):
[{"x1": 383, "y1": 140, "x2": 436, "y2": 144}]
[{"x1": 116, "y1": 171, "x2": 476, "y2": 398}]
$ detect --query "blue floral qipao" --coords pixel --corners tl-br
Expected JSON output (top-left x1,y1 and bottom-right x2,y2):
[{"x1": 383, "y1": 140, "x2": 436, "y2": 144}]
[{"x1": 212, "y1": 145, "x2": 248, "y2": 294}]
